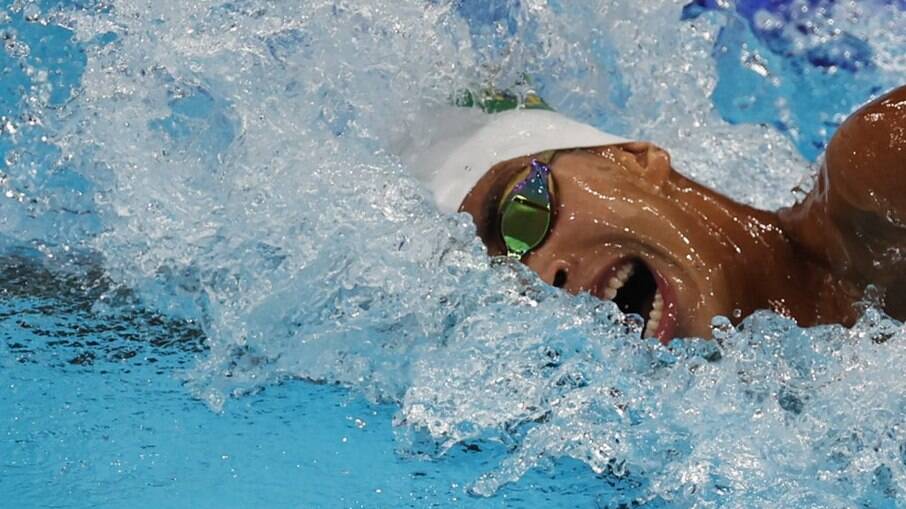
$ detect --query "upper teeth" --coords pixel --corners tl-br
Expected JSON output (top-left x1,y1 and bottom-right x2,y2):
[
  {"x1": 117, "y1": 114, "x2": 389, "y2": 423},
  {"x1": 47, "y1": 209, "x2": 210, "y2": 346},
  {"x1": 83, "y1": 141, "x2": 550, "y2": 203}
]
[
  {"x1": 602, "y1": 261, "x2": 665, "y2": 339},
  {"x1": 602, "y1": 262, "x2": 634, "y2": 300}
]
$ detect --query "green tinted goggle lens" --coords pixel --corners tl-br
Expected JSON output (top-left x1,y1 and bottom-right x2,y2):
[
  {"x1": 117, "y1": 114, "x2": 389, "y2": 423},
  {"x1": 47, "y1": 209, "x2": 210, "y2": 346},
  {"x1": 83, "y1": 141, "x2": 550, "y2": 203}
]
[{"x1": 500, "y1": 159, "x2": 553, "y2": 258}]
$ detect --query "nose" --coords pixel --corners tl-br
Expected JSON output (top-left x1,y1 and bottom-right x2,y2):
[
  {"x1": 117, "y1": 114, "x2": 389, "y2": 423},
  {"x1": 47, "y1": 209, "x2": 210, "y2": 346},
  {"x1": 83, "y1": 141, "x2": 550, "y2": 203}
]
[
  {"x1": 535, "y1": 258, "x2": 571, "y2": 289},
  {"x1": 521, "y1": 232, "x2": 580, "y2": 291},
  {"x1": 620, "y1": 141, "x2": 671, "y2": 189}
]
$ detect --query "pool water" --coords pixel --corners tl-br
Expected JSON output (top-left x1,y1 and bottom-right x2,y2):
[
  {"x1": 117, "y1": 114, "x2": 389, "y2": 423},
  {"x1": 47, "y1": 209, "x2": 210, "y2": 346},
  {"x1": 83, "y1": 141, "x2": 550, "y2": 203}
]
[
  {"x1": 1, "y1": 258, "x2": 612, "y2": 507},
  {"x1": 2, "y1": 1, "x2": 906, "y2": 507}
]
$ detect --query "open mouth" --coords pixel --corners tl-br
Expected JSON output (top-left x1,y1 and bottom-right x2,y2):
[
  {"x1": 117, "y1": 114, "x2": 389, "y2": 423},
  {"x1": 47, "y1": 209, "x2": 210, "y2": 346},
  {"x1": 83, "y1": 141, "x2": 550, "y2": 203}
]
[{"x1": 598, "y1": 258, "x2": 676, "y2": 342}]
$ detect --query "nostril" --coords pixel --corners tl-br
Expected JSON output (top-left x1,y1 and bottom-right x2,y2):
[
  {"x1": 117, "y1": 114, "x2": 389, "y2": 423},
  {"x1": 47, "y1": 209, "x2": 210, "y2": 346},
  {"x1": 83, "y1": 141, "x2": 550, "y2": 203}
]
[
  {"x1": 623, "y1": 141, "x2": 652, "y2": 168},
  {"x1": 553, "y1": 268, "x2": 568, "y2": 288}
]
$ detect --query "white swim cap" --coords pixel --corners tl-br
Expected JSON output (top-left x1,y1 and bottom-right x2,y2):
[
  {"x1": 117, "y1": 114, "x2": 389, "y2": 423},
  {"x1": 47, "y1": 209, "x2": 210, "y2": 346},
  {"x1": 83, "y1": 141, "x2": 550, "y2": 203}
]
[{"x1": 397, "y1": 106, "x2": 630, "y2": 212}]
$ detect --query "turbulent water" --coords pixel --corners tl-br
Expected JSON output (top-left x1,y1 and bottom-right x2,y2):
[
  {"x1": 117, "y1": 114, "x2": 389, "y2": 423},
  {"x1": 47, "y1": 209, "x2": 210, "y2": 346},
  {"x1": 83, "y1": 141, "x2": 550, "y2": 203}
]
[{"x1": 2, "y1": 0, "x2": 906, "y2": 506}]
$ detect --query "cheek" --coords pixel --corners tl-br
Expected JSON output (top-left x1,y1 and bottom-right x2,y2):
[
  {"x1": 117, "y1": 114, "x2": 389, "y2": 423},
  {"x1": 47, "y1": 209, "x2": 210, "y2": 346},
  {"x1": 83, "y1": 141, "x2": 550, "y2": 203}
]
[{"x1": 466, "y1": 211, "x2": 506, "y2": 256}]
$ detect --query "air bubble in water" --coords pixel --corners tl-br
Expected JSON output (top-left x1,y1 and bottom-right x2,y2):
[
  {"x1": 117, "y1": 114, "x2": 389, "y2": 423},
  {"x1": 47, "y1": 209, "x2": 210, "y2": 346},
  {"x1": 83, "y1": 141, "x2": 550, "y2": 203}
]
[{"x1": 23, "y1": 4, "x2": 41, "y2": 23}]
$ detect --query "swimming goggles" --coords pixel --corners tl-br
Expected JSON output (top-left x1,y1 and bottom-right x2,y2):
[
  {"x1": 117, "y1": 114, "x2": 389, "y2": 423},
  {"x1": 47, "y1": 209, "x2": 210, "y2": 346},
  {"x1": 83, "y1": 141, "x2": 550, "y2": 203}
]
[{"x1": 499, "y1": 154, "x2": 555, "y2": 258}]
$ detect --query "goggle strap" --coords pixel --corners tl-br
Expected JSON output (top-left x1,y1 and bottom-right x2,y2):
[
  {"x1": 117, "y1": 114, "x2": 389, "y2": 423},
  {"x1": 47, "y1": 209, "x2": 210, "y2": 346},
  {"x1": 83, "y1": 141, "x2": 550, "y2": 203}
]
[{"x1": 536, "y1": 150, "x2": 556, "y2": 165}]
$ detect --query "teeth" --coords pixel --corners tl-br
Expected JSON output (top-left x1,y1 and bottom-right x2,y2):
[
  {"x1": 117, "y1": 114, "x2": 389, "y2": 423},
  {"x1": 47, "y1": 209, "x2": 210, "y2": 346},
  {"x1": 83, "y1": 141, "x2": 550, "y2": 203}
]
[
  {"x1": 652, "y1": 290, "x2": 663, "y2": 310},
  {"x1": 603, "y1": 262, "x2": 634, "y2": 300},
  {"x1": 644, "y1": 290, "x2": 664, "y2": 338},
  {"x1": 603, "y1": 262, "x2": 666, "y2": 339}
]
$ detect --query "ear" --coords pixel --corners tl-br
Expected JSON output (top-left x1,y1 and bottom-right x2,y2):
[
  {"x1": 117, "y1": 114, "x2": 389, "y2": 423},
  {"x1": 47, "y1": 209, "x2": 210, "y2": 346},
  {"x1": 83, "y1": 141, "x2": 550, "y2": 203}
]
[{"x1": 618, "y1": 141, "x2": 672, "y2": 190}]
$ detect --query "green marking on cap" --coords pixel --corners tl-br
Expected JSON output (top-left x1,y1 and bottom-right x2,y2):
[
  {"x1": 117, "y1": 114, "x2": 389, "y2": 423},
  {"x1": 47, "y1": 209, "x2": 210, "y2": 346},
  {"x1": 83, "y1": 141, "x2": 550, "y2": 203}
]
[{"x1": 454, "y1": 87, "x2": 552, "y2": 114}]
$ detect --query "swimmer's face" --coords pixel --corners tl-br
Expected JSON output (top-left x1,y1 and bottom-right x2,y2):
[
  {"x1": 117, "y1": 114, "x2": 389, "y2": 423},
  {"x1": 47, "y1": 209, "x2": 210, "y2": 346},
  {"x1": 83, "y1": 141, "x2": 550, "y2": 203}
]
[{"x1": 460, "y1": 143, "x2": 764, "y2": 343}]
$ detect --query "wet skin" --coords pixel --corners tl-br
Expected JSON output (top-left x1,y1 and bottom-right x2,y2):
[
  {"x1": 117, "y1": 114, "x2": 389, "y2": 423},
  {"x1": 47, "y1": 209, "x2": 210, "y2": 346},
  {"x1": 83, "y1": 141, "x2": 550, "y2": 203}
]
[
  {"x1": 781, "y1": 84, "x2": 906, "y2": 321},
  {"x1": 459, "y1": 86, "x2": 906, "y2": 343}
]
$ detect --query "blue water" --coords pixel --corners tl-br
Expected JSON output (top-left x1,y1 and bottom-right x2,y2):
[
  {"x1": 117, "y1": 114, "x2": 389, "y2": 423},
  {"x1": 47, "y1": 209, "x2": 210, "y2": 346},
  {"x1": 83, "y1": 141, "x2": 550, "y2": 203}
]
[
  {"x1": 2, "y1": 1, "x2": 906, "y2": 508},
  {"x1": 0, "y1": 258, "x2": 608, "y2": 507}
]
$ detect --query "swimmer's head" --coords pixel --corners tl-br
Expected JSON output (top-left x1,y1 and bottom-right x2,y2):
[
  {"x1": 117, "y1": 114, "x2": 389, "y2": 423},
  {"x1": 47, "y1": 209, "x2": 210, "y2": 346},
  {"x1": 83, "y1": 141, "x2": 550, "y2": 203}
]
[
  {"x1": 460, "y1": 141, "x2": 816, "y2": 343},
  {"x1": 402, "y1": 103, "x2": 854, "y2": 342}
]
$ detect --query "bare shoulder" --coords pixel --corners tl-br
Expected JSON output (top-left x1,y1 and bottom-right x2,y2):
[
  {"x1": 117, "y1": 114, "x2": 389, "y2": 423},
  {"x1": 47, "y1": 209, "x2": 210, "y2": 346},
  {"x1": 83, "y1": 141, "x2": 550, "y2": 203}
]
[
  {"x1": 825, "y1": 85, "x2": 906, "y2": 223},
  {"x1": 779, "y1": 86, "x2": 906, "y2": 321}
]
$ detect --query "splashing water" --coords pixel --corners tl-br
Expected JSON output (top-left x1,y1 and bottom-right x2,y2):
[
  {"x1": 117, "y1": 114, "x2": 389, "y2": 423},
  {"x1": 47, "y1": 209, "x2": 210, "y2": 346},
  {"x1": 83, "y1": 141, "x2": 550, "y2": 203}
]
[{"x1": 2, "y1": 0, "x2": 906, "y2": 506}]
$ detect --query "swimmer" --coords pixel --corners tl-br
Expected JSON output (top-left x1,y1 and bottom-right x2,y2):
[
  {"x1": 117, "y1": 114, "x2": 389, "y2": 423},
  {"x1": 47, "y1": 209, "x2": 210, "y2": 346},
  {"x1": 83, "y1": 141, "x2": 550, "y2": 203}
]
[{"x1": 399, "y1": 85, "x2": 906, "y2": 343}]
